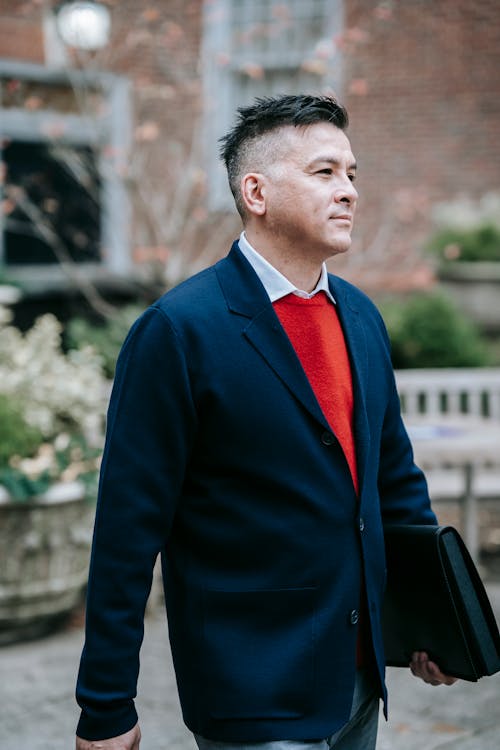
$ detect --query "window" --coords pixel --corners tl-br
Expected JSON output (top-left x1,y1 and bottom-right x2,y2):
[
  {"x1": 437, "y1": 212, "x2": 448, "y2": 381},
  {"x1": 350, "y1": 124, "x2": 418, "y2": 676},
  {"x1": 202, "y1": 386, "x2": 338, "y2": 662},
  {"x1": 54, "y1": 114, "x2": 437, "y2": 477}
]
[
  {"x1": 4, "y1": 142, "x2": 101, "y2": 266},
  {"x1": 203, "y1": 0, "x2": 344, "y2": 210},
  {"x1": 0, "y1": 60, "x2": 131, "y2": 291}
]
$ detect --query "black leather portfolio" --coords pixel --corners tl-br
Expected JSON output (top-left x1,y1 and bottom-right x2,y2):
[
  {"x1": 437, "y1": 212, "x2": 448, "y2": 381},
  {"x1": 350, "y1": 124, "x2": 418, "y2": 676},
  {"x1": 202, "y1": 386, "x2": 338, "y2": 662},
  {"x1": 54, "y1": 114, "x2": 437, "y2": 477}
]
[{"x1": 382, "y1": 524, "x2": 500, "y2": 681}]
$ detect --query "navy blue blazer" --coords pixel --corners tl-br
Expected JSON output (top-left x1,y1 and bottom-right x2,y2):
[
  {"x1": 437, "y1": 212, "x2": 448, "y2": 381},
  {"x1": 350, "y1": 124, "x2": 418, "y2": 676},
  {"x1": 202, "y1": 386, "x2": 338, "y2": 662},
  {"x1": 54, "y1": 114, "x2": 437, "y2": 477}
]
[{"x1": 76, "y1": 242, "x2": 436, "y2": 742}]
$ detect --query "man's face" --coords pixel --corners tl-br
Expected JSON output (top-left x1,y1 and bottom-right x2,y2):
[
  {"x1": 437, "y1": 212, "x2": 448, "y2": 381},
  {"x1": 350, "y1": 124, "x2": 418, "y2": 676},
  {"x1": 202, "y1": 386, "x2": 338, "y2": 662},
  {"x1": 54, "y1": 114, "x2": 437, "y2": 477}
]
[{"x1": 260, "y1": 122, "x2": 358, "y2": 261}]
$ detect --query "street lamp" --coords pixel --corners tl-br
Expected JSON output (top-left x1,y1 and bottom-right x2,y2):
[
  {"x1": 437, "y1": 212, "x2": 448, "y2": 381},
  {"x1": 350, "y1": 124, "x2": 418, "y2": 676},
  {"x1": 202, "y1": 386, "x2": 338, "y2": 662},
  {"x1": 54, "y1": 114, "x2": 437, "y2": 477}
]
[{"x1": 55, "y1": 1, "x2": 111, "y2": 51}]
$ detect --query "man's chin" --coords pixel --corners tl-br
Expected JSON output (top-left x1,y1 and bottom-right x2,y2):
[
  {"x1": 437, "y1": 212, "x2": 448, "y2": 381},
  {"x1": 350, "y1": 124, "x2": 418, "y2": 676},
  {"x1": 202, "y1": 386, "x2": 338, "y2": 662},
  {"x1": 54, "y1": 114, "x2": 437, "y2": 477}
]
[{"x1": 327, "y1": 237, "x2": 352, "y2": 257}]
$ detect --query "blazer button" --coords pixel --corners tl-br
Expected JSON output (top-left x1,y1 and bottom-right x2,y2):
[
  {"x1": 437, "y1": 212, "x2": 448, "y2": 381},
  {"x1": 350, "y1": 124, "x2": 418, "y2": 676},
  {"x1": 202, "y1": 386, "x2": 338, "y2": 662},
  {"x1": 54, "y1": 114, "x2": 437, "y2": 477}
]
[
  {"x1": 359, "y1": 517, "x2": 365, "y2": 532},
  {"x1": 350, "y1": 609, "x2": 359, "y2": 626},
  {"x1": 321, "y1": 431, "x2": 336, "y2": 446}
]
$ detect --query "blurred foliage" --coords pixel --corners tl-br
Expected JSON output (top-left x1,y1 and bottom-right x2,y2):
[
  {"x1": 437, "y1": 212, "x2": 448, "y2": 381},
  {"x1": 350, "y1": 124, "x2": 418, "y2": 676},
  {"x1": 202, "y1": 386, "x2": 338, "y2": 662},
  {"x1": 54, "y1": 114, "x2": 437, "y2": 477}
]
[
  {"x1": 0, "y1": 466, "x2": 52, "y2": 501},
  {"x1": 0, "y1": 307, "x2": 107, "y2": 501},
  {"x1": 426, "y1": 223, "x2": 500, "y2": 264},
  {"x1": 66, "y1": 304, "x2": 145, "y2": 378},
  {"x1": 0, "y1": 394, "x2": 44, "y2": 467},
  {"x1": 0, "y1": 432, "x2": 101, "y2": 503},
  {"x1": 380, "y1": 292, "x2": 491, "y2": 369}
]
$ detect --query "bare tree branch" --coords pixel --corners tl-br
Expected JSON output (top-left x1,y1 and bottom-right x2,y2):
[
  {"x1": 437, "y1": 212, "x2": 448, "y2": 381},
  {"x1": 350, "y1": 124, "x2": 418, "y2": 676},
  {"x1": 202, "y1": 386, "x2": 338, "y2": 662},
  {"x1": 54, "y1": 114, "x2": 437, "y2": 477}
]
[{"x1": 6, "y1": 186, "x2": 117, "y2": 319}]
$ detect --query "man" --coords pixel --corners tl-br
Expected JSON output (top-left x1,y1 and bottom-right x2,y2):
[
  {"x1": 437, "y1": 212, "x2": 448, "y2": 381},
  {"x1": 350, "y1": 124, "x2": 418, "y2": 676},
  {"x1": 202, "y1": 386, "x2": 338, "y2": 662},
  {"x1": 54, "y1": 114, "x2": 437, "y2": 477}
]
[{"x1": 76, "y1": 94, "x2": 455, "y2": 750}]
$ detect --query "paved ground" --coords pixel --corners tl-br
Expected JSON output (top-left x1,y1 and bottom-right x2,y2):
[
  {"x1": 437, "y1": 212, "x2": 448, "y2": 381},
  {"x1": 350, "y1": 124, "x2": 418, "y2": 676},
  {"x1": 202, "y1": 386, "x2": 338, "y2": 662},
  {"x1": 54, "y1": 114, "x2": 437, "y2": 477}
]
[{"x1": 1, "y1": 583, "x2": 499, "y2": 750}]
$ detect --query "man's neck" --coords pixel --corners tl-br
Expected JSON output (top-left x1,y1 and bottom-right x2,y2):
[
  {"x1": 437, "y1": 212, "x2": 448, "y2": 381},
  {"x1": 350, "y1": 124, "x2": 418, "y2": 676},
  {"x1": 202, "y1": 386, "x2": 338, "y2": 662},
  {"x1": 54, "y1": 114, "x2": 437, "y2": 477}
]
[{"x1": 244, "y1": 227, "x2": 323, "y2": 294}]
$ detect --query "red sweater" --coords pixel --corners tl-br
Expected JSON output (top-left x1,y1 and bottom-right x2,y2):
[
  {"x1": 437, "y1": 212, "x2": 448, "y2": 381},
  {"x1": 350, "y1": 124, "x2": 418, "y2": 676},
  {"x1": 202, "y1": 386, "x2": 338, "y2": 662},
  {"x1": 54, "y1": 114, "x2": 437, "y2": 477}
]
[{"x1": 273, "y1": 292, "x2": 358, "y2": 494}]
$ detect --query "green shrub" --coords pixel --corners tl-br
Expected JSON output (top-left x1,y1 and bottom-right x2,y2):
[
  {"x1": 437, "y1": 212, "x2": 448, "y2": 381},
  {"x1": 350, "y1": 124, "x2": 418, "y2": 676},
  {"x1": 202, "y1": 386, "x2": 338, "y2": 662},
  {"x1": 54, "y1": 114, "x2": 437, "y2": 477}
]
[
  {"x1": 66, "y1": 304, "x2": 145, "y2": 378},
  {"x1": 427, "y1": 223, "x2": 500, "y2": 264},
  {"x1": 380, "y1": 292, "x2": 490, "y2": 369},
  {"x1": 0, "y1": 394, "x2": 44, "y2": 467}
]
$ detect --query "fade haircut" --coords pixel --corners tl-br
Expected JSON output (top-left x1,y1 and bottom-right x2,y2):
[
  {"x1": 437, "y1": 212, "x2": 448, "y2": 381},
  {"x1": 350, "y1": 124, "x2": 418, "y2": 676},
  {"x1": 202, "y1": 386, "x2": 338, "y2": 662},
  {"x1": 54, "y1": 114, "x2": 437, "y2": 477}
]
[{"x1": 219, "y1": 94, "x2": 349, "y2": 219}]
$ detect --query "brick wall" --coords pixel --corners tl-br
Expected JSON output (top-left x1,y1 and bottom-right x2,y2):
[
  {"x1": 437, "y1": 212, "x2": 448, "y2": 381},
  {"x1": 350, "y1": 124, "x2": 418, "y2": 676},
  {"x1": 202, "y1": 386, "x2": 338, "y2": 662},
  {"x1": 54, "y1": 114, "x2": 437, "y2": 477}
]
[
  {"x1": 108, "y1": 1, "x2": 202, "y2": 143},
  {"x1": 340, "y1": 0, "x2": 500, "y2": 290},
  {"x1": 0, "y1": 2, "x2": 44, "y2": 63}
]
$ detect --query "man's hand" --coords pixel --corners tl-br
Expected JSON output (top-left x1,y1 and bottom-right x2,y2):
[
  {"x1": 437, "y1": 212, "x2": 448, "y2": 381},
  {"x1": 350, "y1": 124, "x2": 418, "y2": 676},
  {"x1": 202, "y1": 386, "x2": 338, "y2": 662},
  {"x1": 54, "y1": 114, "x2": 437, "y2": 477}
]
[
  {"x1": 410, "y1": 651, "x2": 458, "y2": 686},
  {"x1": 76, "y1": 723, "x2": 141, "y2": 750}
]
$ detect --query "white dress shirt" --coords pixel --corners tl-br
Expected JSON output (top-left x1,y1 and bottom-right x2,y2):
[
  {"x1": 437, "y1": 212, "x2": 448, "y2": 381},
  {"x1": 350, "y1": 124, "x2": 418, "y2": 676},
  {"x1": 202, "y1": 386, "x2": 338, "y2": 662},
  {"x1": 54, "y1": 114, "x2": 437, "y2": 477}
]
[{"x1": 238, "y1": 231, "x2": 336, "y2": 305}]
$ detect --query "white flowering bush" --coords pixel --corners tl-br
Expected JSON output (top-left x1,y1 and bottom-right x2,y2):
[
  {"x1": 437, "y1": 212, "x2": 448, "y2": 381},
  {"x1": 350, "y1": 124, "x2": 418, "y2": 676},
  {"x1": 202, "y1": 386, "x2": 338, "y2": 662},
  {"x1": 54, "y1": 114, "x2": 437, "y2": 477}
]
[{"x1": 0, "y1": 306, "x2": 108, "y2": 501}]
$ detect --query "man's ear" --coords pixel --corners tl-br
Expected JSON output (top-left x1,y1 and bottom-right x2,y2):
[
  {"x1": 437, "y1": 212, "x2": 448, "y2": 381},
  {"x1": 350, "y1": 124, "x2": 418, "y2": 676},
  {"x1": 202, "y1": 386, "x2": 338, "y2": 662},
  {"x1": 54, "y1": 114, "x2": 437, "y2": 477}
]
[{"x1": 241, "y1": 173, "x2": 267, "y2": 216}]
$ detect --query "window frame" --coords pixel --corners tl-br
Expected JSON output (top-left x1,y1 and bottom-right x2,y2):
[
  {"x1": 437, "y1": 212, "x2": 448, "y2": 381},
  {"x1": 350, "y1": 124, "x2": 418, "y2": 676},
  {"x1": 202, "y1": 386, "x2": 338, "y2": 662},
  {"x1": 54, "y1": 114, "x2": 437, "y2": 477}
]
[
  {"x1": 0, "y1": 59, "x2": 131, "y2": 292},
  {"x1": 202, "y1": 0, "x2": 345, "y2": 212}
]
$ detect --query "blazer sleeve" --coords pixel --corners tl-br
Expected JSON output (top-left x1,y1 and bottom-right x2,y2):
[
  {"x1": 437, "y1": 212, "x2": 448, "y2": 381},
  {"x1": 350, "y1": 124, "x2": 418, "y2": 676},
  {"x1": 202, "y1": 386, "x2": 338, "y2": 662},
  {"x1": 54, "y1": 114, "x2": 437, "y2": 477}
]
[{"x1": 76, "y1": 306, "x2": 196, "y2": 740}]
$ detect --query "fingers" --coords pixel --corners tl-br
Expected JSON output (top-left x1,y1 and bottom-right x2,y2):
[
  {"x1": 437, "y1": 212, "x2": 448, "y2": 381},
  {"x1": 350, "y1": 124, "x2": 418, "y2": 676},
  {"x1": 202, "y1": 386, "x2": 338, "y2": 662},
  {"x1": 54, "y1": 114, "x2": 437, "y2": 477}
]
[{"x1": 410, "y1": 651, "x2": 458, "y2": 686}]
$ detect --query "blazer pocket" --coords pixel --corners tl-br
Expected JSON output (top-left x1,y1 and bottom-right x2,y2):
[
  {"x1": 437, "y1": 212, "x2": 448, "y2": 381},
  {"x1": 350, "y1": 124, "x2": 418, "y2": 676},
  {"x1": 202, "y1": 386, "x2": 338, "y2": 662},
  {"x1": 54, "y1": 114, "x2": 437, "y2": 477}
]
[{"x1": 202, "y1": 586, "x2": 316, "y2": 720}]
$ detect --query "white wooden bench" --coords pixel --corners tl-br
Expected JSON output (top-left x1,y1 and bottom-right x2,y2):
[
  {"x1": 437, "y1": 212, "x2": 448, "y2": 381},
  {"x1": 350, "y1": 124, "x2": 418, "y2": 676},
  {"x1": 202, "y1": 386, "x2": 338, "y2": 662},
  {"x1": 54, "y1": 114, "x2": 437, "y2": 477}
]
[
  {"x1": 395, "y1": 368, "x2": 500, "y2": 421},
  {"x1": 395, "y1": 368, "x2": 500, "y2": 562}
]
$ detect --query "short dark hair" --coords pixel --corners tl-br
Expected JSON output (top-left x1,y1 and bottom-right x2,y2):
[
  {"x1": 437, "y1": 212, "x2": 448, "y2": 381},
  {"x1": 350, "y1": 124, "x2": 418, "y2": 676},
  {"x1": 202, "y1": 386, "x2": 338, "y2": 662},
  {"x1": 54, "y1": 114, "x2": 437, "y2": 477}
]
[{"x1": 219, "y1": 94, "x2": 349, "y2": 218}]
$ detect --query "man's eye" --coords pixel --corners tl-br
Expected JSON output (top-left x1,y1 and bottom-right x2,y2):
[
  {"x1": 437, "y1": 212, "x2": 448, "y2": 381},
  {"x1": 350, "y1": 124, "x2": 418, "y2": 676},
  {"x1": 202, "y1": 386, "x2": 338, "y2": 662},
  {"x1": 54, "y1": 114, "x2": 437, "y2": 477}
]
[
  {"x1": 348, "y1": 174, "x2": 356, "y2": 182},
  {"x1": 317, "y1": 168, "x2": 332, "y2": 175}
]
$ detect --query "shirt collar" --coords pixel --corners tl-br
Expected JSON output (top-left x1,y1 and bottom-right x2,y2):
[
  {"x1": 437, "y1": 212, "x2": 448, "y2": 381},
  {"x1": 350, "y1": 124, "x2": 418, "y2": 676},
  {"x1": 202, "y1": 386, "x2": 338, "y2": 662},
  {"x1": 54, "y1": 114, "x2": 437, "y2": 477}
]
[{"x1": 238, "y1": 231, "x2": 336, "y2": 304}]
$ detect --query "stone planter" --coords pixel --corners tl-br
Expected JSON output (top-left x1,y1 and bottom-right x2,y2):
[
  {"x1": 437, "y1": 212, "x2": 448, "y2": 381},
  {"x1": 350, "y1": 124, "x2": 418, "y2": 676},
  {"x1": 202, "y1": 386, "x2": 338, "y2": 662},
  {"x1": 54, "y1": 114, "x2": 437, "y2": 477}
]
[
  {"x1": 438, "y1": 262, "x2": 500, "y2": 333},
  {"x1": 0, "y1": 481, "x2": 94, "y2": 643}
]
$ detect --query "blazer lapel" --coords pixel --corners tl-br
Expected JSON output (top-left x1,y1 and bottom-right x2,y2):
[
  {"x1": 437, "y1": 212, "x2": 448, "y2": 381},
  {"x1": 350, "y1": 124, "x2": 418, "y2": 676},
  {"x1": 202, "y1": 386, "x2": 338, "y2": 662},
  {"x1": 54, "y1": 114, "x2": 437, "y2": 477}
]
[
  {"x1": 244, "y1": 306, "x2": 332, "y2": 430},
  {"x1": 329, "y1": 276, "x2": 371, "y2": 494},
  {"x1": 216, "y1": 244, "x2": 332, "y2": 431}
]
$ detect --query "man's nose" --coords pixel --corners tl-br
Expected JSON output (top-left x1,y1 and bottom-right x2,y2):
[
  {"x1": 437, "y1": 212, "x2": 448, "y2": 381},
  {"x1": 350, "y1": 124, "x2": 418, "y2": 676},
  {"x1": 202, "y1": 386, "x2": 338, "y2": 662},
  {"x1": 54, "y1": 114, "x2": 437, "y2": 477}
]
[{"x1": 335, "y1": 181, "x2": 358, "y2": 204}]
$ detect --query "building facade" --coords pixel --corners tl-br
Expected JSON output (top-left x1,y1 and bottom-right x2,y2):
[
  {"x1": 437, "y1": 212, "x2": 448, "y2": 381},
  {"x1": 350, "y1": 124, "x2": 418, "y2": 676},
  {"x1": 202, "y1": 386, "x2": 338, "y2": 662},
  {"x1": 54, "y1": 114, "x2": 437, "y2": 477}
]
[{"x1": 1, "y1": 0, "x2": 499, "y2": 301}]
